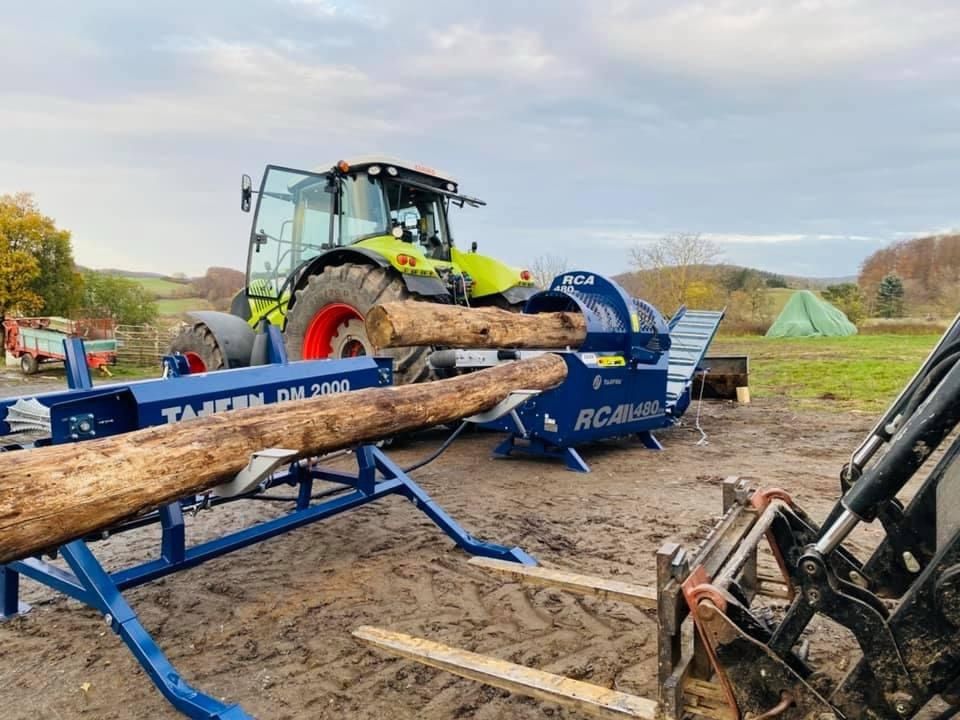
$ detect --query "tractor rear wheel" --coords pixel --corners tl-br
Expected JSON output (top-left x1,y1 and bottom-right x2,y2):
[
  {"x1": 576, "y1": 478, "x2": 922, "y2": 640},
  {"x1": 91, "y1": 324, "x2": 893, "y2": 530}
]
[
  {"x1": 284, "y1": 263, "x2": 433, "y2": 385},
  {"x1": 168, "y1": 322, "x2": 226, "y2": 373}
]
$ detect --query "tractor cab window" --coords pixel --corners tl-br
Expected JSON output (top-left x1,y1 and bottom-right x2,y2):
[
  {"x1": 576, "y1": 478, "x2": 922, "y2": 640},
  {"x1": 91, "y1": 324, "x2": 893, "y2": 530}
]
[
  {"x1": 337, "y1": 174, "x2": 389, "y2": 245},
  {"x1": 248, "y1": 167, "x2": 332, "y2": 299},
  {"x1": 384, "y1": 181, "x2": 450, "y2": 261}
]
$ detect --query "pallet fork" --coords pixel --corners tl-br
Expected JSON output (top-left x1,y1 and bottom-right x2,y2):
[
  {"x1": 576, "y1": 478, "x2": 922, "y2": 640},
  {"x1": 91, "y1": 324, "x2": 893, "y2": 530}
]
[{"x1": 357, "y1": 316, "x2": 960, "y2": 719}]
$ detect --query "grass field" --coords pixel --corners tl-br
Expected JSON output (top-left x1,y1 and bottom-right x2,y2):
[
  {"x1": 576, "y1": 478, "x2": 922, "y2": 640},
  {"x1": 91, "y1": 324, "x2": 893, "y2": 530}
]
[
  {"x1": 155, "y1": 297, "x2": 214, "y2": 314},
  {"x1": 711, "y1": 334, "x2": 939, "y2": 412},
  {"x1": 122, "y1": 276, "x2": 193, "y2": 297}
]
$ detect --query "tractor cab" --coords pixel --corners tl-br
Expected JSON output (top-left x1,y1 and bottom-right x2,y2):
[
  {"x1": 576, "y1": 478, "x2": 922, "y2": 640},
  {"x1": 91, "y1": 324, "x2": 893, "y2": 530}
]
[{"x1": 243, "y1": 157, "x2": 498, "y2": 307}]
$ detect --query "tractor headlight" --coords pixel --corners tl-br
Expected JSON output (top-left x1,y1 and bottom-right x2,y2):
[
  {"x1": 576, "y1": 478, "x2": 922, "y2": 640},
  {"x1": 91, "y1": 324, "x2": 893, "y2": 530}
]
[
  {"x1": 368, "y1": 165, "x2": 381, "y2": 176},
  {"x1": 387, "y1": 166, "x2": 398, "y2": 176}
]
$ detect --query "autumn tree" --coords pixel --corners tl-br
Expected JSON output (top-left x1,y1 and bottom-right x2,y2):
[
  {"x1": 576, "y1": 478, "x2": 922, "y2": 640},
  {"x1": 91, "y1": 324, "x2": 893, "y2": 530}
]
[
  {"x1": 0, "y1": 243, "x2": 42, "y2": 317},
  {"x1": 822, "y1": 282, "x2": 866, "y2": 324},
  {"x1": 876, "y1": 274, "x2": 905, "y2": 318},
  {"x1": 529, "y1": 254, "x2": 570, "y2": 288},
  {"x1": 629, "y1": 233, "x2": 723, "y2": 311},
  {"x1": 193, "y1": 267, "x2": 245, "y2": 310},
  {"x1": 0, "y1": 193, "x2": 83, "y2": 316},
  {"x1": 80, "y1": 272, "x2": 158, "y2": 325}
]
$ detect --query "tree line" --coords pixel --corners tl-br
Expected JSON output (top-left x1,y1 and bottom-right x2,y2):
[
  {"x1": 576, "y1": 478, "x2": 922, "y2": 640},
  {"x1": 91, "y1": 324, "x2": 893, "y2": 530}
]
[
  {"x1": 858, "y1": 233, "x2": 959, "y2": 317},
  {"x1": 0, "y1": 193, "x2": 157, "y2": 325},
  {"x1": 0, "y1": 194, "x2": 250, "y2": 325},
  {"x1": 532, "y1": 231, "x2": 923, "y2": 331}
]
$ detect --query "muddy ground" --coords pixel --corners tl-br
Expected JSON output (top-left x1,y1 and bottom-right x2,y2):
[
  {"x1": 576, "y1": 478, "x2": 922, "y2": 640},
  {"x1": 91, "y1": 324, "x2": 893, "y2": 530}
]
[{"x1": 0, "y1": 368, "x2": 903, "y2": 718}]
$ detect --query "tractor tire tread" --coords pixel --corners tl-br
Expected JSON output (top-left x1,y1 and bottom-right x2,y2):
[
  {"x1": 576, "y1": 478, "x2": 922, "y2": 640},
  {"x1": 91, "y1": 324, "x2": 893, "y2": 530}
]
[
  {"x1": 167, "y1": 323, "x2": 226, "y2": 372},
  {"x1": 284, "y1": 263, "x2": 434, "y2": 384}
]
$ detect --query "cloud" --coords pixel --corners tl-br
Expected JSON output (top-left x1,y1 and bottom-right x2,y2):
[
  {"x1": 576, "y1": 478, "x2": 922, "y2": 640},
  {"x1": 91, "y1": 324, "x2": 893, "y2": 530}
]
[
  {"x1": 410, "y1": 24, "x2": 581, "y2": 84},
  {"x1": 593, "y1": 1, "x2": 960, "y2": 82},
  {"x1": 285, "y1": 0, "x2": 388, "y2": 27},
  {"x1": 0, "y1": 38, "x2": 399, "y2": 139}
]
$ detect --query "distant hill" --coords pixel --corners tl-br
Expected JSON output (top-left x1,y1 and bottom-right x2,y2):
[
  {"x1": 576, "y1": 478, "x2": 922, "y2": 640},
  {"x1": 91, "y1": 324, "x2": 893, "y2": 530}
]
[
  {"x1": 80, "y1": 268, "x2": 244, "y2": 317},
  {"x1": 613, "y1": 263, "x2": 854, "y2": 292}
]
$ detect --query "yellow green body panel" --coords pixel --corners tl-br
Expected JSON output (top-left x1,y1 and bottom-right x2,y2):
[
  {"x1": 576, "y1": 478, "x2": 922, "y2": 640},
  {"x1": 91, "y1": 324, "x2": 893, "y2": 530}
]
[
  {"x1": 354, "y1": 235, "x2": 536, "y2": 298},
  {"x1": 245, "y1": 235, "x2": 535, "y2": 326},
  {"x1": 450, "y1": 247, "x2": 536, "y2": 298}
]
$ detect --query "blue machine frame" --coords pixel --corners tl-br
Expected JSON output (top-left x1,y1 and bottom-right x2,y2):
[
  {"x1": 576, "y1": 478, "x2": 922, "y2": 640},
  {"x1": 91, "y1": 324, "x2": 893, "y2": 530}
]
[
  {"x1": 482, "y1": 271, "x2": 724, "y2": 472},
  {"x1": 0, "y1": 328, "x2": 534, "y2": 720}
]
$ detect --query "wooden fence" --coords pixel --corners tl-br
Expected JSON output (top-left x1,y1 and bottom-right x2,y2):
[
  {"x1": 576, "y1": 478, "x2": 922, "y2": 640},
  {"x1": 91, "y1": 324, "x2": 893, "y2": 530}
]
[{"x1": 115, "y1": 324, "x2": 181, "y2": 366}]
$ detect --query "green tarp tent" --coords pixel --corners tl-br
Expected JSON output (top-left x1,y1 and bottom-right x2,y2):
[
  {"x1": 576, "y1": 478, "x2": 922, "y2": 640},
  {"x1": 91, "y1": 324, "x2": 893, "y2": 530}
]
[{"x1": 765, "y1": 290, "x2": 858, "y2": 338}]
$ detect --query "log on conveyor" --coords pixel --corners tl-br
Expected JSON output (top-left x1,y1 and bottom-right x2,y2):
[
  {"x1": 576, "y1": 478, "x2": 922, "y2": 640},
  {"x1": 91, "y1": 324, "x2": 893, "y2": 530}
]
[
  {"x1": 0, "y1": 354, "x2": 567, "y2": 564},
  {"x1": 366, "y1": 302, "x2": 587, "y2": 350}
]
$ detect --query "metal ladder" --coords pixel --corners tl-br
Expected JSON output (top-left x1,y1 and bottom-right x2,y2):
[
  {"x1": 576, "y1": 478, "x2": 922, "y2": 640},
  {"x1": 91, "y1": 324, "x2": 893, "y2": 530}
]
[{"x1": 665, "y1": 309, "x2": 725, "y2": 407}]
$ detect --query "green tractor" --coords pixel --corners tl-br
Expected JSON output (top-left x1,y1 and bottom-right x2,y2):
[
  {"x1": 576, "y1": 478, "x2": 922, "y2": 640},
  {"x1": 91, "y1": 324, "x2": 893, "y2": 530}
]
[{"x1": 169, "y1": 157, "x2": 538, "y2": 383}]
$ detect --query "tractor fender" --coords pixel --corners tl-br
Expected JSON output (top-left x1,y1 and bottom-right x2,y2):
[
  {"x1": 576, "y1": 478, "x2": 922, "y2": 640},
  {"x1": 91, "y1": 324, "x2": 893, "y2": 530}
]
[
  {"x1": 292, "y1": 248, "x2": 448, "y2": 302},
  {"x1": 499, "y1": 285, "x2": 539, "y2": 306},
  {"x1": 185, "y1": 311, "x2": 256, "y2": 368}
]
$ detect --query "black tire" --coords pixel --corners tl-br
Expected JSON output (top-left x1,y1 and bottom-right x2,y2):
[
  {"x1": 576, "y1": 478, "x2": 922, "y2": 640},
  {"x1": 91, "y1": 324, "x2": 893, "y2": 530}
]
[
  {"x1": 167, "y1": 322, "x2": 226, "y2": 372},
  {"x1": 284, "y1": 263, "x2": 433, "y2": 385},
  {"x1": 20, "y1": 354, "x2": 38, "y2": 375}
]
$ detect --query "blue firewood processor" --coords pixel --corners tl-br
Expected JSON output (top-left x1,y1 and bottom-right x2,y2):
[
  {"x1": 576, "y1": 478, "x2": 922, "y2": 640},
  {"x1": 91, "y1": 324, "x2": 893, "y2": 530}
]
[
  {"x1": 0, "y1": 326, "x2": 534, "y2": 720},
  {"x1": 430, "y1": 271, "x2": 725, "y2": 472}
]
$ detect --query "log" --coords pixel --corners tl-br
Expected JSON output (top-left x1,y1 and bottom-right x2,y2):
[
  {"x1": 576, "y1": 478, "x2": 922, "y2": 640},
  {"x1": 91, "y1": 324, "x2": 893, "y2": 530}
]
[
  {"x1": 0, "y1": 354, "x2": 567, "y2": 564},
  {"x1": 365, "y1": 301, "x2": 587, "y2": 350}
]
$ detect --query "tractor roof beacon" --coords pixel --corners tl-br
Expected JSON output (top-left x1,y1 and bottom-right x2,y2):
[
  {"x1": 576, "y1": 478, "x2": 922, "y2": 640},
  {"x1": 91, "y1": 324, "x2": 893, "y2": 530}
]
[{"x1": 168, "y1": 157, "x2": 537, "y2": 384}]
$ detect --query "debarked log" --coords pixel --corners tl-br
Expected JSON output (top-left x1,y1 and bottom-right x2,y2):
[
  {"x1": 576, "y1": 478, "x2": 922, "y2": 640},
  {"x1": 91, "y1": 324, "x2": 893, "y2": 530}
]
[
  {"x1": 365, "y1": 301, "x2": 587, "y2": 350},
  {"x1": 0, "y1": 354, "x2": 567, "y2": 564}
]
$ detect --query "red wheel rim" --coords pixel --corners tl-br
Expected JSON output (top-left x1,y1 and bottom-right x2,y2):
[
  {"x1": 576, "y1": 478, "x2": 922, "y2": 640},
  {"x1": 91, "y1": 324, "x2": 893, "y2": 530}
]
[
  {"x1": 303, "y1": 303, "x2": 364, "y2": 359},
  {"x1": 183, "y1": 351, "x2": 207, "y2": 374}
]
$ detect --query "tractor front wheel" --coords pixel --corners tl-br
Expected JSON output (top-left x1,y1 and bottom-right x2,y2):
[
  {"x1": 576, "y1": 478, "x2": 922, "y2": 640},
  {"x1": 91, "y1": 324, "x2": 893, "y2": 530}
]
[
  {"x1": 168, "y1": 322, "x2": 226, "y2": 373},
  {"x1": 284, "y1": 264, "x2": 433, "y2": 384}
]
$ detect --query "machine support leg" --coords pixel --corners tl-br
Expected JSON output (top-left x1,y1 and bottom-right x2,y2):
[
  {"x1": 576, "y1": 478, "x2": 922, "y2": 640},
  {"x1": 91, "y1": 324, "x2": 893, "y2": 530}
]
[
  {"x1": 374, "y1": 448, "x2": 536, "y2": 565},
  {"x1": 492, "y1": 435, "x2": 592, "y2": 473},
  {"x1": 59, "y1": 540, "x2": 251, "y2": 720},
  {"x1": 561, "y1": 447, "x2": 590, "y2": 473},
  {"x1": 636, "y1": 431, "x2": 663, "y2": 451},
  {"x1": 492, "y1": 435, "x2": 517, "y2": 459},
  {"x1": 1, "y1": 564, "x2": 30, "y2": 619},
  {"x1": 160, "y1": 502, "x2": 187, "y2": 564}
]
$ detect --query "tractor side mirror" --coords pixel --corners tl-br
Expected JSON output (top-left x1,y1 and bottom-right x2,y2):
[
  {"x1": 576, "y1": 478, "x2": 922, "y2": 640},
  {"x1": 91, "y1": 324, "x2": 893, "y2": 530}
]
[
  {"x1": 241, "y1": 174, "x2": 253, "y2": 213},
  {"x1": 471, "y1": 241, "x2": 478, "y2": 253}
]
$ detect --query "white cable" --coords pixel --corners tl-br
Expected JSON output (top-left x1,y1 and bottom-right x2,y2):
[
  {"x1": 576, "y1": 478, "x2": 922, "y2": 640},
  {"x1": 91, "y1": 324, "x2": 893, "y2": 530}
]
[{"x1": 694, "y1": 368, "x2": 709, "y2": 446}]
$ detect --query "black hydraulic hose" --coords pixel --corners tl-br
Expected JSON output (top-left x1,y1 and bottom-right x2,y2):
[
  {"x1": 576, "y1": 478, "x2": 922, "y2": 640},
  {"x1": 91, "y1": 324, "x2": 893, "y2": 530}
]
[
  {"x1": 842, "y1": 358, "x2": 960, "y2": 522},
  {"x1": 245, "y1": 484, "x2": 352, "y2": 503},
  {"x1": 401, "y1": 421, "x2": 469, "y2": 474},
  {"x1": 898, "y1": 350, "x2": 960, "y2": 422}
]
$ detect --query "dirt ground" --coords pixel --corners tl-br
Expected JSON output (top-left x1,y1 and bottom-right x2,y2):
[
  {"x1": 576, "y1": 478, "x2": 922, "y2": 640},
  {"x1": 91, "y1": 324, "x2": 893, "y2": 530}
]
[{"x1": 0, "y1": 369, "x2": 889, "y2": 719}]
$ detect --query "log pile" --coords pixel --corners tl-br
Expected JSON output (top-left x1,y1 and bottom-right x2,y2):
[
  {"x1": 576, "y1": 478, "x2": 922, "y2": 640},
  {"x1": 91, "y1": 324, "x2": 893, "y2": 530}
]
[
  {"x1": 365, "y1": 302, "x2": 586, "y2": 350},
  {"x1": 0, "y1": 354, "x2": 567, "y2": 564}
]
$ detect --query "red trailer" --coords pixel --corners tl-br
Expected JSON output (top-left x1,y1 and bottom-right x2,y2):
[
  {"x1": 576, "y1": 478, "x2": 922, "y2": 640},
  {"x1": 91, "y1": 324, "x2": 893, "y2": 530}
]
[{"x1": 3, "y1": 317, "x2": 118, "y2": 375}]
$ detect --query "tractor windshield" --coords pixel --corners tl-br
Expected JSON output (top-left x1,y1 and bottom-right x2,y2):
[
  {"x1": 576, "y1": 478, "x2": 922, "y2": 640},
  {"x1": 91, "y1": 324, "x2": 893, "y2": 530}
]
[{"x1": 248, "y1": 167, "x2": 332, "y2": 299}]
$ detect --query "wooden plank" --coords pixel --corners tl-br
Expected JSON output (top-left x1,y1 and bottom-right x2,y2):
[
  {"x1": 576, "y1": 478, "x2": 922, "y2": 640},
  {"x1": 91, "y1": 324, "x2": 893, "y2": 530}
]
[
  {"x1": 468, "y1": 556, "x2": 657, "y2": 609},
  {"x1": 683, "y1": 678, "x2": 735, "y2": 720},
  {"x1": 354, "y1": 626, "x2": 659, "y2": 719}
]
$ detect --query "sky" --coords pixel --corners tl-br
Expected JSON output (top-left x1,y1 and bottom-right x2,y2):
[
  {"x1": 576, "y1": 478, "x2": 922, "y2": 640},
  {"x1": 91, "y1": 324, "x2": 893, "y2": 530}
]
[{"x1": 1, "y1": 1, "x2": 959, "y2": 279}]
